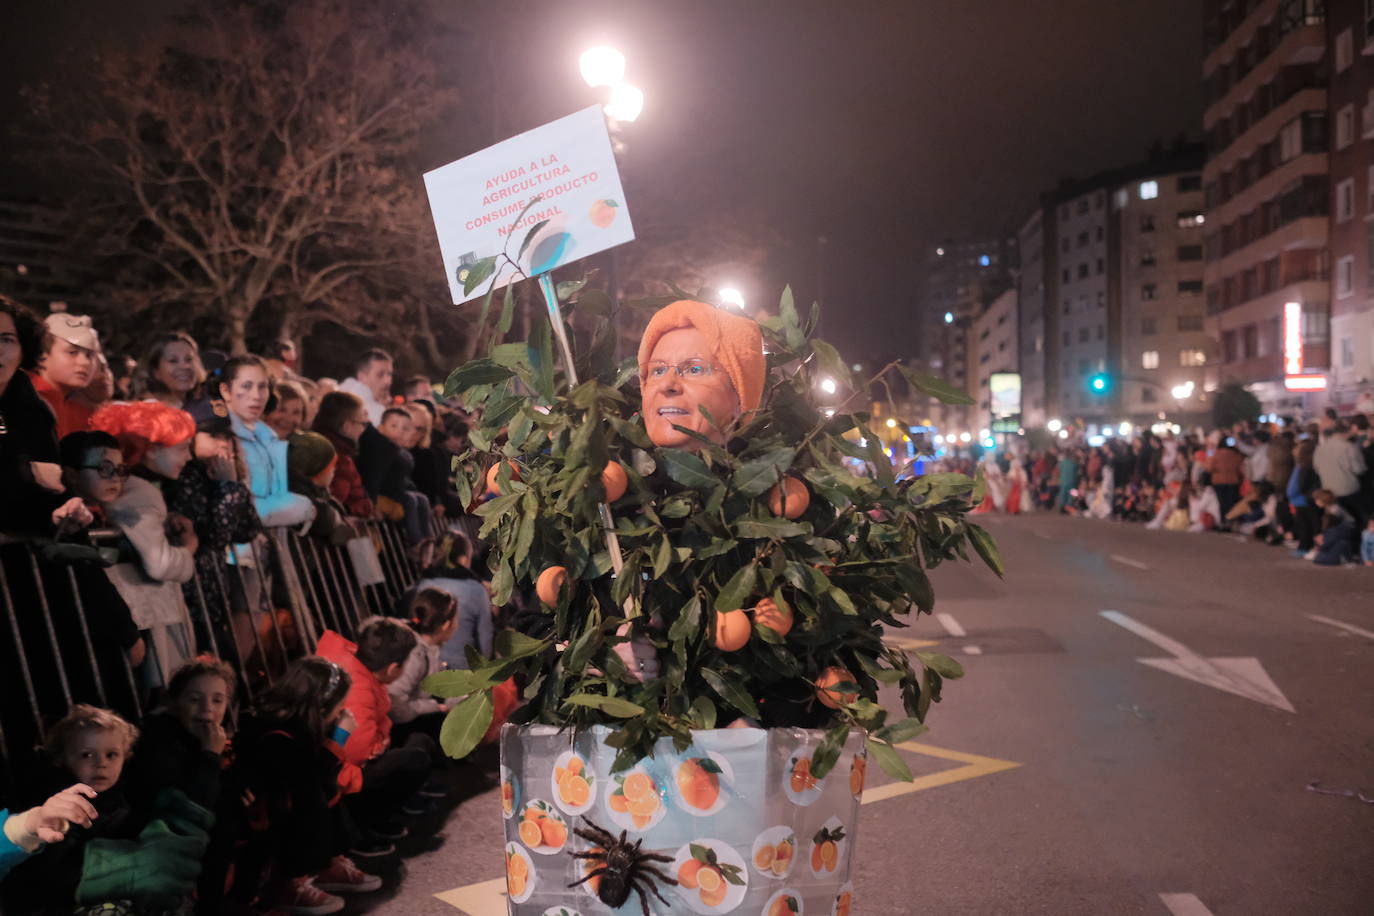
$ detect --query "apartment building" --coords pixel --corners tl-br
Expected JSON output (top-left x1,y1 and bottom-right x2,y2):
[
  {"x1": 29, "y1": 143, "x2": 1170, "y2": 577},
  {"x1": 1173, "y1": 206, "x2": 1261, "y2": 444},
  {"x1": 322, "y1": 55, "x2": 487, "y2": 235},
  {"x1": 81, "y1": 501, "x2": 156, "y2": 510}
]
[
  {"x1": 0, "y1": 197, "x2": 92, "y2": 314},
  {"x1": 1326, "y1": 0, "x2": 1374, "y2": 409},
  {"x1": 1017, "y1": 207, "x2": 1051, "y2": 427},
  {"x1": 971, "y1": 288, "x2": 1019, "y2": 432},
  {"x1": 1202, "y1": 0, "x2": 1331, "y2": 413}
]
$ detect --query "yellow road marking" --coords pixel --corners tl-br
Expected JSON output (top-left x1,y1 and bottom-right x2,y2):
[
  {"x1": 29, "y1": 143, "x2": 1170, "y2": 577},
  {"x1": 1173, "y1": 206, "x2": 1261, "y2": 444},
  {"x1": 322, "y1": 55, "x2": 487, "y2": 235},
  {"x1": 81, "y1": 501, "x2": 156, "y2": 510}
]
[
  {"x1": 433, "y1": 877, "x2": 508, "y2": 915},
  {"x1": 860, "y1": 741, "x2": 1020, "y2": 805},
  {"x1": 435, "y1": 741, "x2": 1019, "y2": 912}
]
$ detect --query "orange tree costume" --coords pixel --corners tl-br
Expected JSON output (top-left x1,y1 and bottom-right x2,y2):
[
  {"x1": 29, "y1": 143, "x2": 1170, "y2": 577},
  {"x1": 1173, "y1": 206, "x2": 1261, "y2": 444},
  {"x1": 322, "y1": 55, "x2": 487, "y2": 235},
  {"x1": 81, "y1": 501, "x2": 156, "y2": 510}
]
[{"x1": 428, "y1": 290, "x2": 999, "y2": 914}]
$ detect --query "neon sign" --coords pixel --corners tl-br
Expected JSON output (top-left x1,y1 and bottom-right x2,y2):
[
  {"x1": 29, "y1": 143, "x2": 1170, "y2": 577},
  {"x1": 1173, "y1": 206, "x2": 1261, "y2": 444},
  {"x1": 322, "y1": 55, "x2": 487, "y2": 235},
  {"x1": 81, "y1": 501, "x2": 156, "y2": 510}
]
[{"x1": 1283, "y1": 301, "x2": 1302, "y2": 375}]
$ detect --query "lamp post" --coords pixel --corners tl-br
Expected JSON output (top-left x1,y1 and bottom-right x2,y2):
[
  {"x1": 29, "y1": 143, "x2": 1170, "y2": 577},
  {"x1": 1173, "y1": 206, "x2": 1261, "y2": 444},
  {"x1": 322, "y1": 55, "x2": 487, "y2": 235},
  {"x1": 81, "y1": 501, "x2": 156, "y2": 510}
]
[{"x1": 580, "y1": 45, "x2": 642, "y2": 357}]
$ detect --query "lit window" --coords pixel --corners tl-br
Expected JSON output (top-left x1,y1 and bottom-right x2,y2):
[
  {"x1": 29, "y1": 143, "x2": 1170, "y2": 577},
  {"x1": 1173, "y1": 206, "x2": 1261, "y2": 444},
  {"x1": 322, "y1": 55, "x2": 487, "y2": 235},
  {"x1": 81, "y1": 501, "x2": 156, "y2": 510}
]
[
  {"x1": 1142, "y1": 350, "x2": 1159, "y2": 369},
  {"x1": 1179, "y1": 348, "x2": 1207, "y2": 367},
  {"x1": 1139, "y1": 180, "x2": 1158, "y2": 200}
]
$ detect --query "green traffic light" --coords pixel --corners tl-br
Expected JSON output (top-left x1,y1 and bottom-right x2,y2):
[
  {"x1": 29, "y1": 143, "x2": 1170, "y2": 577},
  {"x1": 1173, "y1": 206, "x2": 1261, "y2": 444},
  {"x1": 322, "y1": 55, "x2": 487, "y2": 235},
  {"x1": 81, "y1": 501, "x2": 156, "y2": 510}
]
[{"x1": 1089, "y1": 373, "x2": 1109, "y2": 393}]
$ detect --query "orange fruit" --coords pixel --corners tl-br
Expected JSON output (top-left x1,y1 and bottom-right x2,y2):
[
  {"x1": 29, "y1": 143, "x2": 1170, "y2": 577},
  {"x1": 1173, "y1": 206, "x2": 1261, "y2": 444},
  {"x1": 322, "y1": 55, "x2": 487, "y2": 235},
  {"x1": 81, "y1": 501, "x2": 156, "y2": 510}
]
[
  {"x1": 535, "y1": 566, "x2": 570, "y2": 606},
  {"x1": 566, "y1": 757, "x2": 583, "y2": 776},
  {"x1": 589, "y1": 199, "x2": 618, "y2": 228},
  {"x1": 623, "y1": 771, "x2": 653, "y2": 801},
  {"x1": 517, "y1": 819, "x2": 541, "y2": 846},
  {"x1": 485, "y1": 461, "x2": 520, "y2": 495},
  {"x1": 507, "y1": 873, "x2": 525, "y2": 897},
  {"x1": 754, "y1": 844, "x2": 776, "y2": 869},
  {"x1": 677, "y1": 858, "x2": 703, "y2": 889},
  {"x1": 775, "y1": 839, "x2": 793, "y2": 860},
  {"x1": 766, "y1": 475, "x2": 810, "y2": 519},
  {"x1": 769, "y1": 896, "x2": 798, "y2": 916},
  {"x1": 771, "y1": 855, "x2": 789, "y2": 877},
  {"x1": 632, "y1": 812, "x2": 651, "y2": 829},
  {"x1": 713, "y1": 609, "x2": 751, "y2": 652},
  {"x1": 820, "y1": 840, "x2": 838, "y2": 871},
  {"x1": 600, "y1": 461, "x2": 628, "y2": 502},
  {"x1": 753, "y1": 597, "x2": 793, "y2": 637},
  {"x1": 836, "y1": 891, "x2": 852, "y2": 916},
  {"x1": 627, "y1": 791, "x2": 658, "y2": 818},
  {"x1": 810, "y1": 843, "x2": 824, "y2": 873},
  {"x1": 700, "y1": 883, "x2": 727, "y2": 908},
  {"x1": 676, "y1": 759, "x2": 720, "y2": 810},
  {"x1": 609, "y1": 791, "x2": 629, "y2": 812},
  {"x1": 539, "y1": 818, "x2": 566, "y2": 848},
  {"x1": 696, "y1": 865, "x2": 722, "y2": 893},
  {"x1": 850, "y1": 756, "x2": 866, "y2": 796},
  {"x1": 506, "y1": 850, "x2": 528, "y2": 879},
  {"x1": 815, "y1": 666, "x2": 858, "y2": 709}
]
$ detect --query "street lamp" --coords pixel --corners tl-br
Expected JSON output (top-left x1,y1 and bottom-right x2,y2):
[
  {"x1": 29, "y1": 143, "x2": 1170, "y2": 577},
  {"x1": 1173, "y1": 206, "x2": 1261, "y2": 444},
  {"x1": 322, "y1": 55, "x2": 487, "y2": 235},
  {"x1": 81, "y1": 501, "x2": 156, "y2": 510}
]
[
  {"x1": 1047, "y1": 418, "x2": 1063, "y2": 433},
  {"x1": 943, "y1": 311, "x2": 954, "y2": 324},
  {"x1": 719, "y1": 287, "x2": 745, "y2": 310},
  {"x1": 604, "y1": 81, "x2": 644, "y2": 123},
  {"x1": 579, "y1": 46, "x2": 626, "y2": 88},
  {"x1": 1171, "y1": 380, "x2": 1195, "y2": 400},
  {"x1": 819, "y1": 376, "x2": 837, "y2": 395}
]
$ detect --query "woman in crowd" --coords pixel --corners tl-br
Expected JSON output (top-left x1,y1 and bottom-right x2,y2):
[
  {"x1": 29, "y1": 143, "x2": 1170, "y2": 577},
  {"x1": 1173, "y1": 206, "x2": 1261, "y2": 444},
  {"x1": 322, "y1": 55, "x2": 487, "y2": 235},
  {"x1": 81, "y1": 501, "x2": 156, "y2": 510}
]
[
  {"x1": 135, "y1": 331, "x2": 209, "y2": 413},
  {"x1": 312, "y1": 391, "x2": 377, "y2": 518},
  {"x1": 220, "y1": 356, "x2": 314, "y2": 530},
  {"x1": 265, "y1": 381, "x2": 308, "y2": 443}
]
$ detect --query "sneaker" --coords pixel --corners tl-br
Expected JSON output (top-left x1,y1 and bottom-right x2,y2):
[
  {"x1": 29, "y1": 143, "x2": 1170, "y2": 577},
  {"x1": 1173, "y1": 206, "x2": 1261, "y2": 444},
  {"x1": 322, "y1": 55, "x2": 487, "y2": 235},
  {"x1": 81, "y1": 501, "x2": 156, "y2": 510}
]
[
  {"x1": 314, "y1": 855, "x2": 382, "y2": 894},
  {"x1": 370, "y1": 819, "x2": 408, "y2": 841},
  {"x1": 281, "y1": 876, "x2": 344, "y2": 915},
  {"x1": 417, "y1": 778, "x2": 449, "y2": 798},
  {"x1": 348, "y1": 837, "x2": 397, "y2": 861}
]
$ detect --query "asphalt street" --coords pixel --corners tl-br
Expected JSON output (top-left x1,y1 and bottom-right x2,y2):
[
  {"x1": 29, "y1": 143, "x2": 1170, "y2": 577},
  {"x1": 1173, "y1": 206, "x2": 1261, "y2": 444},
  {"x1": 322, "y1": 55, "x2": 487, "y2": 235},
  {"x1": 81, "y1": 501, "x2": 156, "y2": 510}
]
[{"x1": 366, "y1": 514, "x2": 1374, "y2": 916}]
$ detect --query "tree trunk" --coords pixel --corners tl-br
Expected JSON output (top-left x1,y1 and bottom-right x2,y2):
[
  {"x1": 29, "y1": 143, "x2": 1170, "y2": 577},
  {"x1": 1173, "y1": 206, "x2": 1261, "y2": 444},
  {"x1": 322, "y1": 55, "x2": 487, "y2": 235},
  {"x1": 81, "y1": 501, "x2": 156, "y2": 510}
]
[{"x1": 227, "y1": 307, "x2": 249, "y2": 356}]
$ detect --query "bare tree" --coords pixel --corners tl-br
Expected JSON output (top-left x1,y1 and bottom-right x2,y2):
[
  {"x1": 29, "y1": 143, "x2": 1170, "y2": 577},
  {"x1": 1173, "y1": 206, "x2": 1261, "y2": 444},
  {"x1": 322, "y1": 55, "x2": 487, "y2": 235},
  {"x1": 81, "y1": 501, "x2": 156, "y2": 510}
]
[{"x1": 28, "y1": 0, "x2": 460, "y2": 357}]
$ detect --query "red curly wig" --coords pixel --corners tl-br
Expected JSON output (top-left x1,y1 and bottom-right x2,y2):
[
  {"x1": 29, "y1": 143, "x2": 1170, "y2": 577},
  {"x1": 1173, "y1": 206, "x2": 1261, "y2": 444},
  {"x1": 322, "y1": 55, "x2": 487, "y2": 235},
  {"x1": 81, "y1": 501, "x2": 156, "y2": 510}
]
[{"x1": 89, "y1": 401, "x2": 196, "y2": 467}]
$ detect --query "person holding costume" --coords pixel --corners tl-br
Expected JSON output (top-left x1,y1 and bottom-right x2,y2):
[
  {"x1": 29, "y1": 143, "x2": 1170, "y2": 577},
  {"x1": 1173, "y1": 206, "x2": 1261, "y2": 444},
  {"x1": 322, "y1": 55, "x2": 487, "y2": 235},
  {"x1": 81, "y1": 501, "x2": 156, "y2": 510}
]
[{"x1": 616, "y1": 300, "x2": 768, "y2": 683}]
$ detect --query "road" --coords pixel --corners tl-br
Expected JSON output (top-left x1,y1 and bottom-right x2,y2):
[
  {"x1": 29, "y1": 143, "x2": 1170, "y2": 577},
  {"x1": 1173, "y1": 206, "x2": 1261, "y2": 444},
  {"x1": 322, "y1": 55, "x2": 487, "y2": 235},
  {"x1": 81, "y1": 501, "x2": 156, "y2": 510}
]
[{"x1": 368, "y1": 514, "x2": 1374, "y2": 915}]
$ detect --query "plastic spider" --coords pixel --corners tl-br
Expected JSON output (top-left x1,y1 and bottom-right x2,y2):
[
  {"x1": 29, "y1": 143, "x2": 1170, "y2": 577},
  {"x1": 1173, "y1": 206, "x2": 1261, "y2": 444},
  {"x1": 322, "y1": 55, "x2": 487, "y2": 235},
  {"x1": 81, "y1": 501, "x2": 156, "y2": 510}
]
[{"x1": 567, "y1": 816, "x2": 678, "y2": 915}]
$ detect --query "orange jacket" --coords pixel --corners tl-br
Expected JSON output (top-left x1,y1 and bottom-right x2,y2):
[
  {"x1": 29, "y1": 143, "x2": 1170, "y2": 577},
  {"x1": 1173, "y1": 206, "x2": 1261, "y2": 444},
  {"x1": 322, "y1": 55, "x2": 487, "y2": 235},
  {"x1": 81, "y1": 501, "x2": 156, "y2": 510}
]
[
  {"x1": 28, "y1": 371, "x2": 93, "y2": 440},
  {"x1": 316, "y1": 630, "x2": 392, "y2": 793}
]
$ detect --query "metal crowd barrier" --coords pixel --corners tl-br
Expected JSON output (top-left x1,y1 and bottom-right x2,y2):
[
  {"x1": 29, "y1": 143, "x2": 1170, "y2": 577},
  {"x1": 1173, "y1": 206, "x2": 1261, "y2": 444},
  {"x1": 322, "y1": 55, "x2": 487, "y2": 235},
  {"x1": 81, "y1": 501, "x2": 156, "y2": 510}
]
[{"x1": 0, "y1": 513, "x2": 448, "y2": 795}]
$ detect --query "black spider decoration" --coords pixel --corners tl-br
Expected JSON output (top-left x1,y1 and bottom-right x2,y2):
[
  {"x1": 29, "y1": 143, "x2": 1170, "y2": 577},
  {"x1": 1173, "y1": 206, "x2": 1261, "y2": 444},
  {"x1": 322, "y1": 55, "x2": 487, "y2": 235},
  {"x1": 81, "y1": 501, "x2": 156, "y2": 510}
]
[{"x1": 567, "y1": 816, "x2": 678, "y2": 915}]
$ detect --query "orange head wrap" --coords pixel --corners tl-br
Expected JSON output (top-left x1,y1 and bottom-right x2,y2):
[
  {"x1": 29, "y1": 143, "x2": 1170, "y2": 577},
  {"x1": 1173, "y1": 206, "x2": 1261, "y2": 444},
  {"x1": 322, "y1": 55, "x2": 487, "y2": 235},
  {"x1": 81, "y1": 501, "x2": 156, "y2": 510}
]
[
  {"x1": 637, "y1": 300, "x2": 766, "y2": 412},
  {"x1": 89, "y1": 401, "x2": 195, "y2": 467}
]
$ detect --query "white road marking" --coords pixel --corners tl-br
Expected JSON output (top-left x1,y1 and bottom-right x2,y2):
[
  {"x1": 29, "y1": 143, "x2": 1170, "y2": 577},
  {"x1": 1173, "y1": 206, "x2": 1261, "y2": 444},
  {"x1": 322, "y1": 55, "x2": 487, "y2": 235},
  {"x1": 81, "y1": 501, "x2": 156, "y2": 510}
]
[
  {"x1": 963, "y1": 645, "x2": 983, "y2": 655},
  {"x1": 1100, "y1": 610, "x2": 1295, "y2": 713},
  {"x1": 936, "y1": 613, "x2": 967, "y2": 637},
  {"x1": 1158, "y1": 892, "x2": 1215, "y2": 916},
  {"x1": 1306, "y1": 614, "x2": 1374, "y2": 641},
  {"x1": 1110, "y1": 553, "x2": 1149, "y2": 570}
]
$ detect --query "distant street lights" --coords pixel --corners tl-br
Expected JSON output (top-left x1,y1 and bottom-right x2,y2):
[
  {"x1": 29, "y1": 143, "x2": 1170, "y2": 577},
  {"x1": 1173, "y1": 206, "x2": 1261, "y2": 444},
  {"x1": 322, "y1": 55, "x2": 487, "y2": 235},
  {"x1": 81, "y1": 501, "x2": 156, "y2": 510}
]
[{"x1": 719, "y1": 287, "x2": 745, "y2": 310}]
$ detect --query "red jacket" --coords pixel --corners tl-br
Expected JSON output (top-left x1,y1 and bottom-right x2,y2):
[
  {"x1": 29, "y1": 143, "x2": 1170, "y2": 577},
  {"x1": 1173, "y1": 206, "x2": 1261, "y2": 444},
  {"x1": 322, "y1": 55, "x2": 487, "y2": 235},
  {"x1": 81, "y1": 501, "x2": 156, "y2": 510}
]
[
  {"x1": 319, "y1": 429, "x2": 375, "y2": 517},
  {"x1": 316, "y1": 630, "x2": 391, "y2": 793},
  {"x1": 28, "y1": 371, "x2": 93, "y2": 439},
  {"x1": 1208, "y1": 447, "x2": 1244, "y2": 485}
]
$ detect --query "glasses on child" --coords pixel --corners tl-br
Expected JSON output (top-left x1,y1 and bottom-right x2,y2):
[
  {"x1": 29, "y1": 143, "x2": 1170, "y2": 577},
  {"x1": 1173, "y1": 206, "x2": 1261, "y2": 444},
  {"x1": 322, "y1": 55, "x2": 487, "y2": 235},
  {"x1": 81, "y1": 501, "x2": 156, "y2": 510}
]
[
  {"x1": 643, "y1": 360, "x2": 722, "y2": 382},
  {"x1": 81, "y1": 460, "x2": 132, "y2": 480}
]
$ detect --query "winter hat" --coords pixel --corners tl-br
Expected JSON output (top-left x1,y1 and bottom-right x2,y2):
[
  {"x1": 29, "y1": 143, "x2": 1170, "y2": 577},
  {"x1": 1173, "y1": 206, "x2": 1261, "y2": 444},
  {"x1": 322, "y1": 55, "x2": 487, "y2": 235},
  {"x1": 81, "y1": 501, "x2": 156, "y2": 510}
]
[
  {"x1": 45, "y1": 312, "x2": 100, "y2": 352},
  {"x1": 89, "y1": 401, "x2": 195, "y2": 466},
  {"x1": 637, "y1": 300, "x2": 767, "y2": 412},
  {"x1": 288, "y1": 430, "x2": 337, "y2": 480}
]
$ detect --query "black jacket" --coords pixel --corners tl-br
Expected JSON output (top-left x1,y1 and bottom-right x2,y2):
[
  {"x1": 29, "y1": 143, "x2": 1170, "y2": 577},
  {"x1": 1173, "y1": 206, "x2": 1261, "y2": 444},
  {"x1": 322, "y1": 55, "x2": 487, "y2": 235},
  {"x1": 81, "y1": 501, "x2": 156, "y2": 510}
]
[{"x1": 0, "y1": 370, "x2": 65, "y2": 535}]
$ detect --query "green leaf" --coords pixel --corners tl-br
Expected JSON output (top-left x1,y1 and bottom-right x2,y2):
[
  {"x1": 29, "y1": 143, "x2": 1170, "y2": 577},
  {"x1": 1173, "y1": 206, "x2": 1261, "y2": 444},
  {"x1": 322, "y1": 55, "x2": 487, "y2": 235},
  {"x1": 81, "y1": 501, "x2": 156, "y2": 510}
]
[
  {"x1": 916, "y1": 651, "x2": 965, "y2": 679},
  {"x1": 898, "y1": 364, "x2": 975, "y2": 405},
  {"x1": 556, "y1": 277, "x2": 590, "y2": 301},
  {"x1": 735, "y1": 517, "x2": 808, "y2": 540},
  {"x1": 810, "y1": 722, "x2": 849, "y2": 779},
  {"x1": 439, "y1": 690, "x2": 494, "y2": 760},
  {"x1": 714, "y1": 563, "x2": 758, "y2": 613},
  {"x1": 461, "y1": 256, "x2": 499, "y2": 296},
  {"x1": 874, "y1": 717, "x2": 929, "y2": 745},
  {"x1": 893, "y1": 564, "x2": 934, "y2": 612},
  {"x1": 497, "y1": 284, "x2": 515, "y2": 334},
  {"x1": 732, "y1": 447, "x2": 795, "y2": 497},
  {"x1": 668, "y1": 595, "x2": 703, "y2": 644},
  {"x1": 660, "y1": 449, "x2": 718, "y2": 490},
  {"x1": 576, "y1": 288, "x2": 612, "y2": 317},
  {"x1": 865, "y1": 737, "x2": 913, "y2": 782},
  {"x1": 701, "y1": 668, "x2": 761, "y2": 718},
  {"x1": 444, "y1": 360, "x2": 515, "y2": 396},
  {"x1": 422, "y1": 668, "x2": 498, "y2": 698},
  {"x1": 966, "y1": 523, "x2": 1005, "y2": 577},
  {"x1": 495, "y1": 630, "x2": 553, "y2": 660},
  {"x1": 563, "y1": 694, "x2": 645, "y2": 718},
  {"x1": 689, "y1": 695, "x2": 717, "y2": 729},
  {"x1": 810, "y1": 338, "x2": 852, "y2": 388},
  {"x1": 517, "y1": 219, "x2": 550, "y2": 262}
]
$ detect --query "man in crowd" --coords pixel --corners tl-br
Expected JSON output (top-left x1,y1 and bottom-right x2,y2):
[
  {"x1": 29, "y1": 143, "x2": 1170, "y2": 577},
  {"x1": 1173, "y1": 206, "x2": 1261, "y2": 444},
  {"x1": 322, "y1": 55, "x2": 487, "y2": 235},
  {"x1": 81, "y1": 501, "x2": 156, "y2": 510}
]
[
  {"x1": 402, "y1": 375, "x2": 433, "y2": 403},
  {"x1": 1313, "y1": 423, "x2": 1368, "y2": 523},
  {"x1": 340, "y1": 349, "x2": 394, "y2": 426}
]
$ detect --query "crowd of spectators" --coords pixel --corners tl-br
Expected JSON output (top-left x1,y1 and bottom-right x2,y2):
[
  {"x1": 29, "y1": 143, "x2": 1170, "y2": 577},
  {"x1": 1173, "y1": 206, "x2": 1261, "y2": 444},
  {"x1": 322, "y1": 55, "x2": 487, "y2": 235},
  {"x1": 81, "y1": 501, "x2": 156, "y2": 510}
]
[
  {"x1": 973, "y1": 413, "x2": 1374, "y2": 567},
  {"x1": 0, "y1": 294, "x2": 504, "y2": 914}
]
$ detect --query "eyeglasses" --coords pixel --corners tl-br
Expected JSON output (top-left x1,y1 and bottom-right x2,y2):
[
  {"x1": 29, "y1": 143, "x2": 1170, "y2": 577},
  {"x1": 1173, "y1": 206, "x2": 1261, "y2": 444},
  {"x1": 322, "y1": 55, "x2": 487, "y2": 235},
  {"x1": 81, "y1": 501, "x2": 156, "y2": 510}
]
[
  {"x1": 643, "y1": 359, "x2": 723, "y2": 382},
  {"x1": 81, "y1": 460, "x2": 131, "y2": 480}
]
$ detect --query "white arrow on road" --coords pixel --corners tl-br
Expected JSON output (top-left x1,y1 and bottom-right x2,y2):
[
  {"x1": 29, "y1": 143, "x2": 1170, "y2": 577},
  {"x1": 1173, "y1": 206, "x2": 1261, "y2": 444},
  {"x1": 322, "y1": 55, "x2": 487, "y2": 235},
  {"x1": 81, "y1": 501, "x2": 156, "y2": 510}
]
[{"x1": 1100, "y1": 610, "x2": 1295, "y2": 713}]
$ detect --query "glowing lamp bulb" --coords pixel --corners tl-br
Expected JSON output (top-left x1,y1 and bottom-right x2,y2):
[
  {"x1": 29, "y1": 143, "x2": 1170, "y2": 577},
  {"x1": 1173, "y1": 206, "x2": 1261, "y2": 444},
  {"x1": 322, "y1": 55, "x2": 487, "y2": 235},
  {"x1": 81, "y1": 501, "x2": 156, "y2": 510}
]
[
  {"x1": 886, "y1": 418, "x2": 898, "y2": 429},
  {"x1": 604, "y1": 81, "x2": 644, "y2": 122},
  {"x1": 1047, "y1": 418, "x2": 1063, "y2": 432},
  {"x1": 819, "y1": 377, "x2": 837, "y2": 395},
  {"x1": 718, "y1": 287, "x2": 745, "y2": 310},
  {"x1": 580, "y1": 46, "x2": 626, "y2": 88}
]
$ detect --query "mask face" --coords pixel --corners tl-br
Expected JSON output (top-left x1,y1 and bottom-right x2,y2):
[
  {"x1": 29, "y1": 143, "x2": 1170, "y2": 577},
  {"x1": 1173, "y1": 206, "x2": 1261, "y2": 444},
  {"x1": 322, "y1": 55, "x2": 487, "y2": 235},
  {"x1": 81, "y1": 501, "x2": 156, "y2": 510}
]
[{"x1": 642, "y1": 327, "x2": 741, "y2": 449}]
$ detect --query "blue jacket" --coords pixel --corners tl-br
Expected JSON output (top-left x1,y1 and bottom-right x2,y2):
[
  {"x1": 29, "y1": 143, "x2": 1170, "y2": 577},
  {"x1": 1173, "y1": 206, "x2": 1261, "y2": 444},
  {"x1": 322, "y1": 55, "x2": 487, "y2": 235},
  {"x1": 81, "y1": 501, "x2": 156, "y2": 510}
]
[
  {"x1": 0, "y1": 809, "x2": 38, "y2": 880},
  {"x1": 231, "y1": 414, "x2": 315, "y2": 529}
]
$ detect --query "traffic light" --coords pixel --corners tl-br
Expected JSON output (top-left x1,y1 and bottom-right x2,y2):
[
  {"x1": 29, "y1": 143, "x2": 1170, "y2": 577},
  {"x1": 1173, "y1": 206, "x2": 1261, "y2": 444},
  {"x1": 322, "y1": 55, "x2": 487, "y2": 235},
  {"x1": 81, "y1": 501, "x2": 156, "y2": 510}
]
[{"x1": 1088, "y1": 373, "x2": 1110, "y2": 394}]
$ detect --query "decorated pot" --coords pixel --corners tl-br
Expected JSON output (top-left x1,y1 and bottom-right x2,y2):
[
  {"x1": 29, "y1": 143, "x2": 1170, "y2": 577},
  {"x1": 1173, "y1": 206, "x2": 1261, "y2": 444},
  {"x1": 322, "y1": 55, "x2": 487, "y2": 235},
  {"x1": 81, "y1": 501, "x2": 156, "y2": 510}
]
[{"x1": 500, "y1": 724, "x2": 863, "y2": 915}]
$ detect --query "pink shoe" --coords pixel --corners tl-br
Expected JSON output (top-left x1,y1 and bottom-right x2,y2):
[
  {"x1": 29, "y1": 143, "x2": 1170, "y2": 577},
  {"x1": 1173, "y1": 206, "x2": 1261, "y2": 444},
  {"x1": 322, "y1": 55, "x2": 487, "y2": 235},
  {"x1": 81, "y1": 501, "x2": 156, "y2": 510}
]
[{"x1": 314, "y1": 855, "x2": 382, "y2": 894}]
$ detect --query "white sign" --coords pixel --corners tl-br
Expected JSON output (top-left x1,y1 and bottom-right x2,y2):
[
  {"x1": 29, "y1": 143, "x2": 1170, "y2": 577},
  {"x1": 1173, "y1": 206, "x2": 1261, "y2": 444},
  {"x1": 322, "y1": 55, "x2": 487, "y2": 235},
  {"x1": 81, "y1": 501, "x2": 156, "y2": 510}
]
[{"x1": 423, "y1": 106, "x2": 635, "y2": 304}]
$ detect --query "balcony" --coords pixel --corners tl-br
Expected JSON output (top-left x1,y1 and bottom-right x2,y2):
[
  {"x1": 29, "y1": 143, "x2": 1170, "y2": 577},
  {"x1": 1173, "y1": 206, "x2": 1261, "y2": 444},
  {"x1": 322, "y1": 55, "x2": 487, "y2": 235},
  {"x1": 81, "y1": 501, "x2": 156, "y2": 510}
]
[
  {"x1": 1207, "y1": 150, "x2": 1326, "y2": 227},
  {"x1": 1209, "y1": 216, "x2": 1328, "y2": 281},
  {"x1": 1204, "y1": 91, "x2": 1326, "y2": 182},
  {"x1": 1205, "y1": 7, "x2": 1326, "y2": 128}
]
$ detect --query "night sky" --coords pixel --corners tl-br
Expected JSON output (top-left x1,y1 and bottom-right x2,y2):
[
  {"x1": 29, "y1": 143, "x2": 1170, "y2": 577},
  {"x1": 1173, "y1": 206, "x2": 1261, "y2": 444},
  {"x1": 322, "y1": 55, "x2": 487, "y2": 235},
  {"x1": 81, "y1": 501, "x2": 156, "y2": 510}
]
[{"x1": 1, "y1": 0, "x2": 1203, "y2": 362}]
